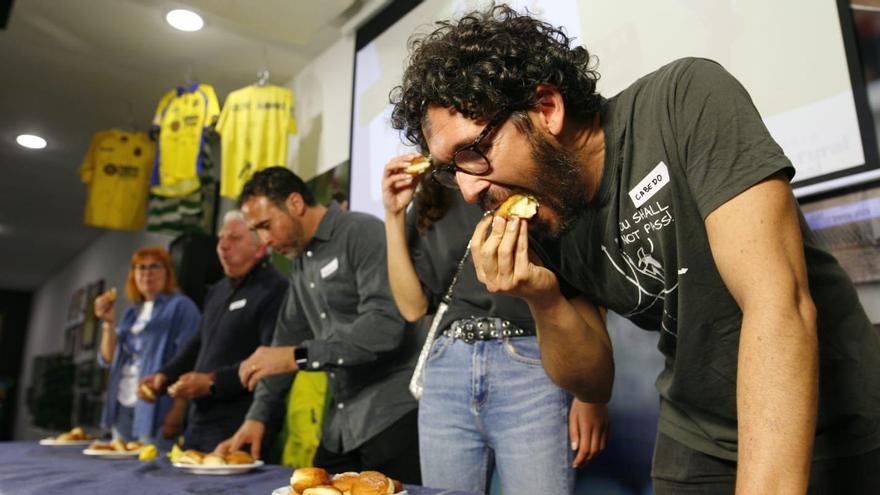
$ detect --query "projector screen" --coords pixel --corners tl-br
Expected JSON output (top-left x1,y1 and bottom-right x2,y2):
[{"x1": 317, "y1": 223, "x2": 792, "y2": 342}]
[{"x1": 350, "y1": 0, "x2": 877, "y2": 218}]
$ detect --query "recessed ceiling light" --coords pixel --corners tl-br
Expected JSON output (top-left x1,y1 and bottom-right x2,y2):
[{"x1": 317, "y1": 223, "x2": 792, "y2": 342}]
[
  {"x1": 166, "y1": 9, "x2": 204, "y2": 32},
  {"x1": 16, "y1": 134, "x2": 47, "y2": 150}
]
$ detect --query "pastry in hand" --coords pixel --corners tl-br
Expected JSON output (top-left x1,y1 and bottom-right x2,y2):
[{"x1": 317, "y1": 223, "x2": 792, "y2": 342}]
[
  {"x1": 302, "y1": 487, "x2": 343, "y2": 495},
  {"x1": 201, "y1": 454, "x2": 226, "y2": 466},
  {"x1": 494, "y1": 193, "x2": 538, "y2": 220},
  {"x1": 139, "y1": 383, "x2": 156, "y2": 401},
  {"x1": 291, "y1": 467, "x2": 332, "y2": 494},
  {"x1": 224, "y1": 450, "x2": 254, "y2": 465},
  {"x1": 403, "y1": 155, "x2": 431, "y2": 175}
]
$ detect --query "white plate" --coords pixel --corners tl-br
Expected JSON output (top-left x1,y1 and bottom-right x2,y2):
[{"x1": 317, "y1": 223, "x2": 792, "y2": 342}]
[
  {"x1": 82, "y1": 448, "x2": 141, "y2": 458},
  {"x1": 173, "y1": 460, "x2": 264, "y2": 475},
  {"x1": 270, "y1": 487, "x2": 407, "y2": 495},
  {"x1": 39, "y1": 438, "x2": 93, "y2": 446}
]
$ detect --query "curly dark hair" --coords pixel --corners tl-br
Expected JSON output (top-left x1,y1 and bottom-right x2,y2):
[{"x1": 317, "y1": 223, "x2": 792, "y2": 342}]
[{"x1": 390, "y1": 4, "x2": 601, "y2": 151}]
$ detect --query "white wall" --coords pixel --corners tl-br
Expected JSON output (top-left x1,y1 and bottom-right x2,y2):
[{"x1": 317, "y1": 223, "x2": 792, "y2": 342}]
[
  {"x1": 14, "y1": 230, "x2": 173, "y2": 440},
  {"x1": 285, "y1": 34, "x2": 356, "y2": 181}
]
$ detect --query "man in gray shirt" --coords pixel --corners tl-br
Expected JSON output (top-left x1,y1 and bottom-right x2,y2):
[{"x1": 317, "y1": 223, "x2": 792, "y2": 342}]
[{"x1": 216, "y1": 167, "x2": 420, "y2": 483}]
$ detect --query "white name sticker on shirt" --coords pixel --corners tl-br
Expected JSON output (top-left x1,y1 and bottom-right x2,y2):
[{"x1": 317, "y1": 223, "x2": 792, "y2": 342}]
[
  {"x1": 229, "y1": 298, "x2": 247, "y2": 311},
  {"x1": 629, "y1": 161, "x2": 670, "y2": 208},
  {"x1": 320, "y1": 258, "x2": 339, "y2": 279}
]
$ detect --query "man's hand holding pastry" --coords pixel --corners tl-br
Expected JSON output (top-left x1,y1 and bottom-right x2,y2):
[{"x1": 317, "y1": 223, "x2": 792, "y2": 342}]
[
  {"x1": 215, "y1": 419, "x2": 265, "y2": 460},
  {"x1": 167, "y1": 371, "x2": 215, "y2": 400},
  {"x1": 471, "y1": 205, "x2": 560, "y2": 305},
  {"x1": 137, "y1": 373, "x2": 166, "y2": 402}
]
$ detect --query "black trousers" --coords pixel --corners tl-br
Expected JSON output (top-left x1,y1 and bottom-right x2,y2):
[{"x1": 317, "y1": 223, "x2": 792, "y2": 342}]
[
  {"x1": 313, "y1": 408, "x2": 421, "y2": 484},
  {"x1": 183, "y1": 414, "x2": 281, "y2": 458},
  {"x1": 652, "y1": 432, "x2": 880, "y2": 494}
]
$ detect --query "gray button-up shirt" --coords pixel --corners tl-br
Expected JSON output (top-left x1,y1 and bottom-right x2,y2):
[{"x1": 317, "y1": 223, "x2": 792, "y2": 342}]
[{"x1": 247, "y1": 202, "x2": 419, "y2": 453}]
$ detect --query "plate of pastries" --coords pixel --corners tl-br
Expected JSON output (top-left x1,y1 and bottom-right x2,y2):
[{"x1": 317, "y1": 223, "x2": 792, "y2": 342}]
[
  {"x1": 83, "y1": 439, "x2": 144, "y2": 458},
  {"x1": 272, "y1": 467, "x2": 407, "y2": 495},
  {"x1": 172, "y1": 449, "x2": 263, "y2": 475},
  {"x1": 39, "y1": 427, "x2": 93, "y2": 446}
]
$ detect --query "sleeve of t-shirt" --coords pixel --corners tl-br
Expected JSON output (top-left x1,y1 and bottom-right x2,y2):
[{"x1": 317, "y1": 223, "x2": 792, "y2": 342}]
[
  {"x1": 672, "y1": 58, "x2": 795, "y2": 219},
  {"x1": 78, "y1": 133, "x2": 100, "y2": 184},
  {"x1": 151, "y1": 90, "x2": 174, "y2": 129}
]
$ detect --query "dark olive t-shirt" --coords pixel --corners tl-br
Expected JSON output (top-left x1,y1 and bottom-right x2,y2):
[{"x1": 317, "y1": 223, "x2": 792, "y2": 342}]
[{"x1": 539, "y1": 58, "x2": 880, "y2": 460}]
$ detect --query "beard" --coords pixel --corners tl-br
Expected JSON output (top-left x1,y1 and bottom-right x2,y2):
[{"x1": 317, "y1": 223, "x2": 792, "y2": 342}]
[{"x1": 524, "y1": 126, "x2": 588, "y2": 239}]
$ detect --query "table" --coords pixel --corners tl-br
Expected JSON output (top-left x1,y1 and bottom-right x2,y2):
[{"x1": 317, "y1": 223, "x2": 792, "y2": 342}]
[{"x1": 0, "y1": 441, "x2": 478, "y2": 495}]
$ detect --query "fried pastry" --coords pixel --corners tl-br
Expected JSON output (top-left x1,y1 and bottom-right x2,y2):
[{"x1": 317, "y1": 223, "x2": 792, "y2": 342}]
[
  {"x1": 351, "y1": 471, "x2": 395, "y2": 495},
  {"x1": 303, "y1": 487, "x2": 343, "y2": 495},
  {"x1": 178, "y1": 449, "x2": 206, "y2": 465},
  {"x1": 403, "y1": 155, "x2": 431, "y2": 175},
  {"x1": 495, "y1": 193, "x2": 538, "y2": 220},
  {"x1": 202, "y1": 453, "x2": 226, "y2": 466},
  {"x1": 331, "y1": 472, "x2": 359, "y2": 493},
  {"x1": 224, "y1": 450, "x2": 254, "y2": 465},
  {"x1": 291, "y1": 467, "x2": 332, "y2": 494}
]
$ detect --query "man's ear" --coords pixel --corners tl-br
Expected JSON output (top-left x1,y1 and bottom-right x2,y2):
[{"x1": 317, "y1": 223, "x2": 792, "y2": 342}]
[
  {"x1": 254, "y1": 241, "x2": 269, "y2": 259},
  {"x1": 285, "y1": 192, "x2": 305, "y2": 216},
  {"x1": 533, "y1": 83, "x2": 566, "y2": 136}
]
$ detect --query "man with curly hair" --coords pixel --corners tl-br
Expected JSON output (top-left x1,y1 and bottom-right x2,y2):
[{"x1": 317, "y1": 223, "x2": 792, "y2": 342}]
[{"x1": 390, "y1": 4, "x2": 880, "y2": 493}]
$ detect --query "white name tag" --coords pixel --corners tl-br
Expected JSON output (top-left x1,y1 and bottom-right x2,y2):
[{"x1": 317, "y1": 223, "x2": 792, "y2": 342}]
[
  {"x1": 229, "y1": 298, "x2": 247, "y2": 311},
  {"x1": 629, "y1": 161, "x2": 670, "y2": 208},
  {"x1": 320, "y1": 258, "x2": 339, "y2": 279}
]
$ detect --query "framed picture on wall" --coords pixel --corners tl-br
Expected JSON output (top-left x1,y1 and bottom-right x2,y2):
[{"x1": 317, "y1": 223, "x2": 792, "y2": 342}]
[
  {"x1": 66, "y1": 287, "x2": 86, "y2": 326},
  {"x1": 80, "y1": 279, "x2": 104, "y2": 351},
  {"x1": 64, "y1": 324, "x2": 80, "y2": 356}
]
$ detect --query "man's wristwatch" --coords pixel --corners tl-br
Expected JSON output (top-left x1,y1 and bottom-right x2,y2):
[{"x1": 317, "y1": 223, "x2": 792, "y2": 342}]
[{"x1": 294, "y1": 347, "x2": 309, "y2": 368}]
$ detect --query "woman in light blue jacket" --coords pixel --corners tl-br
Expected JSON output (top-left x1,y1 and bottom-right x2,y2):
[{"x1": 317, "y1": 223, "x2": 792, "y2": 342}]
[{"x1": 95, "y1": 246, "x2": 200, "y2": 448}]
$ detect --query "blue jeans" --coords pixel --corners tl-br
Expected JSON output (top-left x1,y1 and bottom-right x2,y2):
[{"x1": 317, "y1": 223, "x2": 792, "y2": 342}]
[{"x1": 418, "y1": 335, "x2": 574, "y2": 494}]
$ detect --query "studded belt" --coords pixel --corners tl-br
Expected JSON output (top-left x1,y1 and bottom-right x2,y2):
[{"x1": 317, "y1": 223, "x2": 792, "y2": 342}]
[{"x1": 442, "y1": 317, "x2": 535, "y2": 343}]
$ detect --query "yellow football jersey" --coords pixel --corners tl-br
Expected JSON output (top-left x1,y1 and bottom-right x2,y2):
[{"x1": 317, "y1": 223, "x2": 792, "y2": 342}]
[
  {"x1": 215, "y1": 84, "x2": 297, "y2": 198},
  {"x1": 151, "y1": 83, "x2": 220, "y2": 197},
  {"x1": 79, "y1": 129, "x2": 155, "y2": 230}
]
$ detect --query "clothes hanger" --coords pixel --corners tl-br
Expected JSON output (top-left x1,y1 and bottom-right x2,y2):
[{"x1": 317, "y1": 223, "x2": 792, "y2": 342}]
[
  {"x1": 255, "y1": 68, "x2": 270, "y2": 87},
  {"x1": 255, "y1": 45, "x2": 271, "y2": 87}
]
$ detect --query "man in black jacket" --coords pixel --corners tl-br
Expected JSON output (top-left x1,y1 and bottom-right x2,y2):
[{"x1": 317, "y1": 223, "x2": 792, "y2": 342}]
[{"x1": 138, "y1": 210, "x2": 288, "y2": 452}]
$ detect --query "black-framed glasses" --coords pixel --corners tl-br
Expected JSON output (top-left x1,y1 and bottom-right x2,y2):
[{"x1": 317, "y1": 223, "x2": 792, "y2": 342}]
[{"x1": 432, "y1": 109, "x2": 512, "y2": 189}]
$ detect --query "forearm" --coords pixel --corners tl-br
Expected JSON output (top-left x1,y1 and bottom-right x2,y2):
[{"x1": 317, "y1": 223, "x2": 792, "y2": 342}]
[
  {"x1": 166, "y1": 397, "x2": 189, "y2": 423},
  {"x1": 736, "y1": 300, "x2": 817, "y2": 494},
  {"x1": 385, "y1": 211, "x2": 428, "y2": 322},
  {"x1": 528, "y1": 294, "x2": 613, "y2": 403},
  {"x1": 99, "y1": 322, "x2": 116, "y2": 364},
  {"x1": 160, "y1": 334, "x2": 201, "y2": 382}
]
